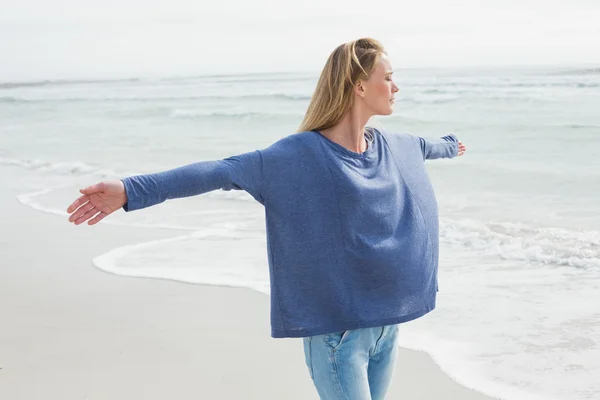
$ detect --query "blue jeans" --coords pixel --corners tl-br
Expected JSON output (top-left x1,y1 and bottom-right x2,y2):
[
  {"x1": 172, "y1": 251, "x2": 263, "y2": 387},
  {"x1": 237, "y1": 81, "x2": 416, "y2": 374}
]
[{"x1": 303, "y1": 324, "x2": 400, "y2": 400}]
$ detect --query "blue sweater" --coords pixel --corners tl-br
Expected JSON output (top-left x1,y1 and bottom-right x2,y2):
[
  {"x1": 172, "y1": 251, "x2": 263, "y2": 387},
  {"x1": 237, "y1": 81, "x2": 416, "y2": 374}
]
[{"x1": 121, "y1": 128, "x2": 459, "y2": 338}]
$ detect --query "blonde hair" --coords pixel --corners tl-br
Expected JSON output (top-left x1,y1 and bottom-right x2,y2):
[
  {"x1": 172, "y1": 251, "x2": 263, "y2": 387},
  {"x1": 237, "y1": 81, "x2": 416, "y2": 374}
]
[{"x1": 298, "y1": 38, "x2": 387, "y2": 133}]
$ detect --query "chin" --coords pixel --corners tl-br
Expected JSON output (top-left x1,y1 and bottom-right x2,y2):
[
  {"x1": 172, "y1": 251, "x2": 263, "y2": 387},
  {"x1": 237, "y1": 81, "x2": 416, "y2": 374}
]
[{"x1": 373, "y1": 104, "x2": 395, "y2": 117}]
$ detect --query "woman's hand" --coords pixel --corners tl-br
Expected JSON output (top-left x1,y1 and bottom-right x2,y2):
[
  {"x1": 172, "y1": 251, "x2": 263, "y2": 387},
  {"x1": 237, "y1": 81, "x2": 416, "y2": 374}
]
[
  {"x1": 67, "y1": 180, "x2": 127, "y2": 225},
  {"x1": 457, "y1": 141, "x2": 467, "y2": 156}
]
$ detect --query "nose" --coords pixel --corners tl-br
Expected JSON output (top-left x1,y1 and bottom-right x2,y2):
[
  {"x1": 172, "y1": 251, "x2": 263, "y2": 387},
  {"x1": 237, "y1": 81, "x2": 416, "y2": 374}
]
[{"x1": 392, "y1": 82, "x2": 399, "y2": 93}]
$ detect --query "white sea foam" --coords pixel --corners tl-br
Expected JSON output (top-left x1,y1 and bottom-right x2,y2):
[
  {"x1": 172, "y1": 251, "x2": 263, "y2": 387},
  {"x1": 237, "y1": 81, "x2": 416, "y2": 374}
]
[
  {"x1": 0, "y1": 156, "x2": 121, "y2": 178},
  {"x1": 0, "y1": 93, "x2": 312, "y2": 103},
  {"x1": 92, "y1": 230, "x2": 270, "y2": 295},
  {"x1": 169, "y1": 109, "x2": 302, "y2": 120},
  {"x1": 395, "y1": 329, "x2": 561, "y2": 400},
  {"x1": 440, "y1": 218, "x2": 600, "y2": 269},
  {"x1": 396, "y1": 245, "x2": 600, "y2": 400}
]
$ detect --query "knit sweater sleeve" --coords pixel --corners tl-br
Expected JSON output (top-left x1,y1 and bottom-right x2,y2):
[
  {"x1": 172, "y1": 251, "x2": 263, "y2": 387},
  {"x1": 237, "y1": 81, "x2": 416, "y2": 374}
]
[
  {"x1": 418, "y1": 134, "x2": 459, "y2": 160},
  {"x1": 120, "y1": 150, "x2": 264, "y2": 211}
]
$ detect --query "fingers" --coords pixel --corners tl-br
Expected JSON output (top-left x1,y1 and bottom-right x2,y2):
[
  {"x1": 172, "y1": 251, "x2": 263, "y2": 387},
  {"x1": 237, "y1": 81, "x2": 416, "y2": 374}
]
[
  {"x1": 67, "y1": 181, "x2": 106, "y2": 221},
  {"x1": 79, "y1": 182, "x2": 105, "y2": 195},
  {"x1": 73, "y1": 207, "x2": 100, "y2": 225},
  {"x1": 67, "y1": 194, "x2": 89, "y2": 214},
  {"x1": 88, "y1": 211, "x2": 108, "y2": 226},
  {"x1": 68, "y1": 201, "x2": 94, "y2": 223}
]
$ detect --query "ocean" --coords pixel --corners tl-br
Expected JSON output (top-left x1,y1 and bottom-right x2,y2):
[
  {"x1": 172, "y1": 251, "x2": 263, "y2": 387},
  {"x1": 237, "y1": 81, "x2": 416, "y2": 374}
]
[{"x1": 1, "y1": 66, "x2": 599, "y2": 400}]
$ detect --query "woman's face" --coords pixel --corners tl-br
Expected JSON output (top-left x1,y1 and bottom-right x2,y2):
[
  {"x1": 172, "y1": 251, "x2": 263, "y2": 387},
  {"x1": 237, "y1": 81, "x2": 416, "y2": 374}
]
[{"x1": 360, "y1": 54, "x2": 399, "y2": 116}]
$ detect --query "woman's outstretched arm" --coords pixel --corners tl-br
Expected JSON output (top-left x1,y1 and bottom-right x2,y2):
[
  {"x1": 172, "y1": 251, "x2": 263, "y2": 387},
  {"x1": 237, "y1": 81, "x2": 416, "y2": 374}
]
[
  {"x1": 66, "y1": 150, "x2": 264, "y2": 226},
  {"x1": 419, "y1": 134, "x2": 466, "y2": 160}
]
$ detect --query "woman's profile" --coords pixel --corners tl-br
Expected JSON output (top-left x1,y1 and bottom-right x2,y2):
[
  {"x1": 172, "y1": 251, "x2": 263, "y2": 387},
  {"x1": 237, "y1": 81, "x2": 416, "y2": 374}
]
[{"x1": 67, "y1": 38, "x2": 466, "y2": 399}]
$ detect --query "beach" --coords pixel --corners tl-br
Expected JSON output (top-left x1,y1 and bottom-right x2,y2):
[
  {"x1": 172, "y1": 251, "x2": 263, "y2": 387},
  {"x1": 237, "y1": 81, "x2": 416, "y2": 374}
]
[
  {"x1": 0, "y1": 168, "x2": 497, "y2": 399},
  {"x1": 2, "y1": 67, "x2": 598, "y2": 400}
]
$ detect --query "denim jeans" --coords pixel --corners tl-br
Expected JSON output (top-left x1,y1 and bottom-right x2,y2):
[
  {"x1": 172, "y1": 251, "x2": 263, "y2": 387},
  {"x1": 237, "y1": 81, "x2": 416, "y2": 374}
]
[{"x1": 303, "y1": 324, "x2": 400, "y2": 400}]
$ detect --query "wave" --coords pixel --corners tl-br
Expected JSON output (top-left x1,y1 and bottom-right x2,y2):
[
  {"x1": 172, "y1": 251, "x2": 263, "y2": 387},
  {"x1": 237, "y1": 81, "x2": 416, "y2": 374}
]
[
  {"x1": 0, "y1": 73, "x2": 313, "y2": 90},
  {"x1": 421, "y1": 89, "x2": 455, "y2": 95},
  {"x1": 548, "y1": 67, "x2": 600, "y2": 76},
  {"x1": 0, "y1": 93, "x2": 312, "y2": 104},
  {"x1": 0, "y1": 157, "x2": 121, "y2": 177},
  {"x1": 399, "y1": 80, "x2": 600, "y2": 90},
  {"x1": 0, "y1": 78, "x2": 141, "y2": 89},
  {"x1": 236, "y1": 93, "x2": 310, "y2": 101},
  {"x1": 509, "y1": 82, "x2": 599, "y2": 88},
  {"x1": 169, "y1": 109, "x2": 302, "y2": 120},
  {"x1": 440, "y1": 218, "x2": 600, "y2": 269},
  {"x1": 551, "y1": 123, "x2": 600, "y2": 130},
  {"x1": 0, "y1": 94, "x2": 462, "y2": 107},
  {"x1": 207, "y1": 75, "x2": 314, "y2": 84},
  {"x1": 159, "y1": 71, "x2": 311, "y2": 81},
  {"x1": 91, "y1": 230, "x2": 271, "y2": 295}
]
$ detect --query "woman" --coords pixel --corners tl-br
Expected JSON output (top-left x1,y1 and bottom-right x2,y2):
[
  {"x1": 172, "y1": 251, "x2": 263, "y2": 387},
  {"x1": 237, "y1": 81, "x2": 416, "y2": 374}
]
[{"x1": 67, "y1": 38, "x2": 466, "y2": 399}]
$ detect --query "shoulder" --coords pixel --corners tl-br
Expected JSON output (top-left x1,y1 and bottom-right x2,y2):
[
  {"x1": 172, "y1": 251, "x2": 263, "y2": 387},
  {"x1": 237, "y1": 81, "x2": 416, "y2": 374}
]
[
  {"x1": 261, "y1": 131, "x2": 319, "y2": 154},
  {"x1": 371, "y1": 127, "x2": 420, "y2": 146},
  {"x1": 258, "y1": 131, "x2": 321, "y2": 166}
]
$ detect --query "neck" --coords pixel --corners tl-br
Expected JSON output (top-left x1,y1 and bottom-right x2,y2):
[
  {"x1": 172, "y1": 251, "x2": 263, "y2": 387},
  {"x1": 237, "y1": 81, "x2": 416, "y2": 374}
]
[{"x1": 320, "y1": 108, "x2": 372, "y2": 153}]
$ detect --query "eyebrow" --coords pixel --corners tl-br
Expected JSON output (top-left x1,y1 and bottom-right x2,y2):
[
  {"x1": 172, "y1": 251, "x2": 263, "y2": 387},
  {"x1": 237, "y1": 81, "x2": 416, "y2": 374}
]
[{"x1": 385, "y1": 71, "x2": 394, "y2": 75}]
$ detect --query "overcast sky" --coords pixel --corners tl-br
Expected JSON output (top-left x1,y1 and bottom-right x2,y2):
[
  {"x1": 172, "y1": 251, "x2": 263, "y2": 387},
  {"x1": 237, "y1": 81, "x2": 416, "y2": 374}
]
[{"x1": 1, "y1": 0, "x2": 599, "y2": 81}]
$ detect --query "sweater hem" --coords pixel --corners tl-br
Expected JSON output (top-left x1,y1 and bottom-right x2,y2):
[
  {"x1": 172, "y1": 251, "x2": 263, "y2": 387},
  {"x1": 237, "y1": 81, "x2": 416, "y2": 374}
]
[{"x1": 271, "y1": 302, "x2": 436, "y2": 339}]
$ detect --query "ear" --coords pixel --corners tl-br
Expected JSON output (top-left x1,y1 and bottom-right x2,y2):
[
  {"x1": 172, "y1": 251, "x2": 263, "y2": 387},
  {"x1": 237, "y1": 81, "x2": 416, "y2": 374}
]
[{"x1": 355, "y1": 81, "x2": 366, "y2": 98}]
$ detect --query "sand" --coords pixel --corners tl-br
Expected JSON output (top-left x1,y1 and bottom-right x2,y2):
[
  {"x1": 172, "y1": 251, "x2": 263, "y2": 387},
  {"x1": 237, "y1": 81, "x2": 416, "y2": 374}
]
[{"x1": 0, "y1": 169, "x2": 498, "y2": 399}]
